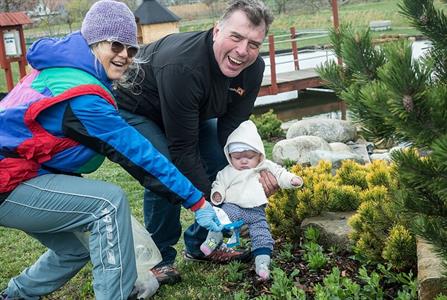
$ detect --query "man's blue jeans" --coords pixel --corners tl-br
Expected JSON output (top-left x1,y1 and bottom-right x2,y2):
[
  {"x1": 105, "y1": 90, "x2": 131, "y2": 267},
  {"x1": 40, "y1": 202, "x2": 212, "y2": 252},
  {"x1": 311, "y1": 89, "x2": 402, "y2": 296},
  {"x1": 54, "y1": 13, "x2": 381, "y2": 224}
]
[{"x1": 120, "y1": 109, "x2": 227, "y2": 266}]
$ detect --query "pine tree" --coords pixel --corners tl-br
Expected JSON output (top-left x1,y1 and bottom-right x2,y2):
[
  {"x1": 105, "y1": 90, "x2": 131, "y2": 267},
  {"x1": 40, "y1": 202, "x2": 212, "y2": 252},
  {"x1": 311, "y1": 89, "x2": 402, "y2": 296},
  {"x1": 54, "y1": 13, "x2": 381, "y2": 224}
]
[{"x1": 318, "y1": 0, "x2": 447, "y2": 265}]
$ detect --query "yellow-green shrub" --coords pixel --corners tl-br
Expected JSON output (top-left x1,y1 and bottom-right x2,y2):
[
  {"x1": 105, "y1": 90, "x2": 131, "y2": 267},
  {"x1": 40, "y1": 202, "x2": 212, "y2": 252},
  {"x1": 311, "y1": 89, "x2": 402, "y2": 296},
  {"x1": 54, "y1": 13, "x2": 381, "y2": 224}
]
[
  {"x1": 327, "y1": 185, "x2": 361, "y2": 211},
  {"x1": 266, "y1": 159, "x2": 416, "y2": 270},
  {"x1": 382, "y1": 225, "x2": 416, "y2": 270},
  {"x1": 365, "y1": 160, "x2": 396, "y2": 190},
  {"x1": 335, "y1": 159, "x2": 368, "y2": 189}
]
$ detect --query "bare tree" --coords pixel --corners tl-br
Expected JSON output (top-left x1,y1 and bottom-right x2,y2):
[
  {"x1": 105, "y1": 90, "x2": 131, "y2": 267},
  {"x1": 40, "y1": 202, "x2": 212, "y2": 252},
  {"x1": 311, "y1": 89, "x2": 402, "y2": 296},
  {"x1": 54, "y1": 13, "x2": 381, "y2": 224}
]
[
  {"x1": 268, "y1": 0, "x2": 292, "y2": 14},
  {"x1": 65, "y1": 0, "x2": 93, "y2": 25},
  {"x1": 1, "y1": 0, "x2": 37, "y2": 12}
]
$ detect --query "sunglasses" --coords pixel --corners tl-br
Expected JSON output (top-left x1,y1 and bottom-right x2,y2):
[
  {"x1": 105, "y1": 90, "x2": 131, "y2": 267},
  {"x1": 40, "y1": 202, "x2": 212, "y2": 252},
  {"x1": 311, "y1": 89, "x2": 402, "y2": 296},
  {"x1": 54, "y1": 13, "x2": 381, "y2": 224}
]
[{"x1": 108, "y1": 40, "x2": 139, "y2": 58}]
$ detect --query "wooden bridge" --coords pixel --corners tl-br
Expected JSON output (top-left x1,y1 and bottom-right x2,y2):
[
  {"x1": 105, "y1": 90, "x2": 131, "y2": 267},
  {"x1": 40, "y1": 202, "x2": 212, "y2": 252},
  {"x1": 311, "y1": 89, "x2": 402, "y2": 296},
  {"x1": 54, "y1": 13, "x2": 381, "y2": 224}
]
[
  {"x1": 258, "y1": 0, "x2": 341, "y2": 97},
  {"x1": 258, "y1": 27, "x2": 329, "y2": 97}
]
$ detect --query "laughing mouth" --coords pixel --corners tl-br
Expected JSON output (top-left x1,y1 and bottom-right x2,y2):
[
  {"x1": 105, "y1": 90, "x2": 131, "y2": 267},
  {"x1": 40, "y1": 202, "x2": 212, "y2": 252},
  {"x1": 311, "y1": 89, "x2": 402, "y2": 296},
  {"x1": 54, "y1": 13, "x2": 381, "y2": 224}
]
[
  {"x1": 228, "y1": 56, "x2": 243, "y2": 65},
  {"x1": 111, "y1": 61, "x2": 125, "y2": 67}
]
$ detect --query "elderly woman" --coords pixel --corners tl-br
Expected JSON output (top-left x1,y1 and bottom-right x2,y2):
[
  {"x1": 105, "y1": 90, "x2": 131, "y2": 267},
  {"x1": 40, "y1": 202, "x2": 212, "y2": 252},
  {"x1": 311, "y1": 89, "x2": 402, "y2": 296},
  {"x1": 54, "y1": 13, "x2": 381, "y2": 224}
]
[{"x1": 0, "y1": 1, "x2": 221, "y2": 299}]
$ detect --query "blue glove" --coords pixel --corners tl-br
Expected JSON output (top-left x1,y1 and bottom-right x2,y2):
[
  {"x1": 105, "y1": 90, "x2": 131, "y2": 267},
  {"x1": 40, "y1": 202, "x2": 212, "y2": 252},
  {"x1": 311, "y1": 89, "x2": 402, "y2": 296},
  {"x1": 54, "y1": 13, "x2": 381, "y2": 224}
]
[{"x1": 194, "y1": 202, "x2": 224, "y2": 232}]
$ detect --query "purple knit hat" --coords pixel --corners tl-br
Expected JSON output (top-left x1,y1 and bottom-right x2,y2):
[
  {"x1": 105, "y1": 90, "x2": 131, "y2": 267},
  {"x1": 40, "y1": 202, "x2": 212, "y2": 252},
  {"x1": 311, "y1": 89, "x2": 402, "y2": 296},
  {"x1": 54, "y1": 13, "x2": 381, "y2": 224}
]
[{"x1": 81, "y1": 0, "x2": 138, "y2": 48}]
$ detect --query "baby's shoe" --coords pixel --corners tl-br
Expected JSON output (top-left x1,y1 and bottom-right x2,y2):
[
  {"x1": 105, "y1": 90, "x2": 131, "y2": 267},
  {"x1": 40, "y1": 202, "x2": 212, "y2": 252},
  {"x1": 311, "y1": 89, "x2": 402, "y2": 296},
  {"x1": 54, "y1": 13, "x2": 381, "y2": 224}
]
[
  {"x1": 255, "y1": 254, "x2": 271, "y2": 281},
  {"x1": 200, "y1": 231, "x2": 223, "y2": 256}
]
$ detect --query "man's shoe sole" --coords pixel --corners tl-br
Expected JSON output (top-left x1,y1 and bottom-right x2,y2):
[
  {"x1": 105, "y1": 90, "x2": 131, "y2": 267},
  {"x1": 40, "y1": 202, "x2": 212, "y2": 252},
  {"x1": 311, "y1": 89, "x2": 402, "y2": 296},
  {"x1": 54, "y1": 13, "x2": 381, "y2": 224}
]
[{"x1": 157, "y1": 275, "x2": 181, "y2": 285}]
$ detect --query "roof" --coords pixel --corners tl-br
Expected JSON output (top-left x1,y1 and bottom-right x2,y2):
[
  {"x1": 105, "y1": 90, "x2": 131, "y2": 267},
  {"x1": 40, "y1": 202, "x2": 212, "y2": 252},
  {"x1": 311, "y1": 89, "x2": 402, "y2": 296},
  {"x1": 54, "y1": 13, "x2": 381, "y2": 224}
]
[
  {"x1": 134, "y1": 0, "x2": 180, "y2": 25},
  {"x1": 0, "y1": 12, "x2": 32, "y2": 27}
]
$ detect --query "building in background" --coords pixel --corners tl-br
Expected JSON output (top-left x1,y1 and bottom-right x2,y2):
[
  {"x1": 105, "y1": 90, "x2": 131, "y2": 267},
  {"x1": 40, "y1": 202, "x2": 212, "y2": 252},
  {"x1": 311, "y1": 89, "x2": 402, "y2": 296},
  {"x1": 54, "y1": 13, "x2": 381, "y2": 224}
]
[{"x1": 134, "y1": 0, "x2": 180, "y2": 44}]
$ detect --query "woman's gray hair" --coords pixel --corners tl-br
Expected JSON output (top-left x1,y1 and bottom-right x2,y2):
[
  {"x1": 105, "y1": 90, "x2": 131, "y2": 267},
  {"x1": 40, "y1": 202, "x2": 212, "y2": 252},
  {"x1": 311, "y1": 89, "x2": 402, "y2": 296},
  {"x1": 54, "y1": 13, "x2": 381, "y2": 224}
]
[
  {"x1": 115, "y1": 58, "x2": 145, "y2": 94},
  {"x1": 219, "y1": 0, "x2": 274, "y2": 35}
]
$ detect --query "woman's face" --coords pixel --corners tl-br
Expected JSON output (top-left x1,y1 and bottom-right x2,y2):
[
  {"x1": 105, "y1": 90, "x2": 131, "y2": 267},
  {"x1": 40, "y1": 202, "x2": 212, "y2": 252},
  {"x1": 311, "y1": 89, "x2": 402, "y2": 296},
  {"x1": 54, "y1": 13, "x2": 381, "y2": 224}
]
[{"x1": 95, "y1": 41, "x2": 136, "y2": 80}]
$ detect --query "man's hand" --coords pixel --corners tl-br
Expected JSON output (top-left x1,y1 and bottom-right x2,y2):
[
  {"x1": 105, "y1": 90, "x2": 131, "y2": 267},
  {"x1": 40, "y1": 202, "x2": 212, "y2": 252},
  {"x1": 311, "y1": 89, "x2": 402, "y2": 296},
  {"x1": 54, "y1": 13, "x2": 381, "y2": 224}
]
[
  {"x1": 194, "y1": 201, "x2": 224, "y2": 232},
  {"x1": 259, "y1": 170, "x2": 279, "y2": 197}
]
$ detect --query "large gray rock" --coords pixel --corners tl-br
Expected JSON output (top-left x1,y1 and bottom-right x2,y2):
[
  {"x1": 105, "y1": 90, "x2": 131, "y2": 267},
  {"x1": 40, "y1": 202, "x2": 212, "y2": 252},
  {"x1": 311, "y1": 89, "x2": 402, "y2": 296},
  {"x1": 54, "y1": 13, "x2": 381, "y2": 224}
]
[
  {"x1": 309, "y1": 150, "x2": 365, "y2": 169},
  {"x1": 286, "y1": 119, "x2": 357, "y2": 143},
  {"x1": 272, "y1": 136, "x2": 331, "y2": 165},
  {"x1": 300, "y1": 211, "x2": 356, "y2": 251},
  {"x1": 417, "y1": 238, "x2": 447, "y2": 300},
  {"x1": 329, "y1": 142, "x2": 352, "y2": 152},
  {"x1": 370, "y1": 152, "x2": 392, "y2": 162},
  {"x1": 346, "y1": 143, "x2": 371, "y2": 164}
]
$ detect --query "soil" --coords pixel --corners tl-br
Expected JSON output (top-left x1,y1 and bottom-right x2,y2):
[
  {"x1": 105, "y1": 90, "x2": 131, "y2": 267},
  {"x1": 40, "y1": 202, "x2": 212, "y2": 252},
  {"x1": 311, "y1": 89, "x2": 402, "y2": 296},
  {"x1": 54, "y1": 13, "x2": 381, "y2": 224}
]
[{"x1": 226, "y1": 237, "x2": 406, "y2": 299}]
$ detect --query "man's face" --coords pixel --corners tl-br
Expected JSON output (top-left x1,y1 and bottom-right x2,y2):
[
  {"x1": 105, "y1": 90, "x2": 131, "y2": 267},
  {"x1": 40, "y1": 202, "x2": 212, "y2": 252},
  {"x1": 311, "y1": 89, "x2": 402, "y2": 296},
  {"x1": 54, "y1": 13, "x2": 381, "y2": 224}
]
[{"x1": 212, "y1": 10, "x2": 266, "y2": 78}]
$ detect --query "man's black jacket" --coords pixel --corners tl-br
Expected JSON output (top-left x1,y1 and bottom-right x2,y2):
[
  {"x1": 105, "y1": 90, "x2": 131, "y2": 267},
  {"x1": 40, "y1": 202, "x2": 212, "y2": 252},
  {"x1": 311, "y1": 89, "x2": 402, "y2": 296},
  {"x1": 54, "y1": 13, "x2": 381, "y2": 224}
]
[{"x1": 116, "y1": 29, "x2": 265, "y2": 198}]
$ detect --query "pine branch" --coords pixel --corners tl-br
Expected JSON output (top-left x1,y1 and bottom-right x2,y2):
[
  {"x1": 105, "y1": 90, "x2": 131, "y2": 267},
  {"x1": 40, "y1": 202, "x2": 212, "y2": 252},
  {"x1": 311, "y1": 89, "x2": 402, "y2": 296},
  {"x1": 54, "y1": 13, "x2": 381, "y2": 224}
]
[
  {"x1": 399, "y1": 0, "x2": 447, "y2": 50},
  {"x1": 392, "y1": 149, "x2": 447, "y2": 217}
]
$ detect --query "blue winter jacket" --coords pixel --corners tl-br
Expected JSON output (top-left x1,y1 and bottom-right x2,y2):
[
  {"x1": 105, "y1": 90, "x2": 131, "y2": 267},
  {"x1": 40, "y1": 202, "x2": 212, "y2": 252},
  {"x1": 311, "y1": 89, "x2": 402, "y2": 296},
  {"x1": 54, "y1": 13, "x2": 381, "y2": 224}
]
[{"x1": 0, "y1": 32, "x2": 203, "y2": 208}]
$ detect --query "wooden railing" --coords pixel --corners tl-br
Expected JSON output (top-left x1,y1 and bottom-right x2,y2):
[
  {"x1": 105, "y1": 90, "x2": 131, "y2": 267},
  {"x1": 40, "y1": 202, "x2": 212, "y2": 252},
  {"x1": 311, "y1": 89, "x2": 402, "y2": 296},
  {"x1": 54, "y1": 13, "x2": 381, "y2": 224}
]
[{"x1": 259, "y1": 27, "x2": 330, "y2": 96}]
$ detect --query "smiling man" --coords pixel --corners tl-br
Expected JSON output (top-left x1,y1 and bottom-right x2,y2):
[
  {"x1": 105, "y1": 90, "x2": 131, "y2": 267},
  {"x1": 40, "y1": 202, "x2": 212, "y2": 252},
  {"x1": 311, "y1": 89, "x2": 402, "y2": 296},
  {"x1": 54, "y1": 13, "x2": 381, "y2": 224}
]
[{"x1": 115, "y1": 0, "x2": 274, "y2": 286}]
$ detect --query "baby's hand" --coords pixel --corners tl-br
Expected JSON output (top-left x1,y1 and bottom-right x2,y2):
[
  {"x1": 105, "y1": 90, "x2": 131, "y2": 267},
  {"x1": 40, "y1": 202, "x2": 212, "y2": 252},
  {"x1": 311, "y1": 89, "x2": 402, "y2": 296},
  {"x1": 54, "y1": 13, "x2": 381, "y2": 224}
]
[
  {"x1": 291, "y1": 176, "x2": 303, "y2": 187},
  {"x1": 212, "y1": 192, "x2": 222, "y2": 203}
]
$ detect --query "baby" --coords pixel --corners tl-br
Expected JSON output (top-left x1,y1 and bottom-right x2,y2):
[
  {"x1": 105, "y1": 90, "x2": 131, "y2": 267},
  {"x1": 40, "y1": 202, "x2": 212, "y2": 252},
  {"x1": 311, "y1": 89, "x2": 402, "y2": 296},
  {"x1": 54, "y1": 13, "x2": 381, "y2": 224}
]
[{"x1": 200, "y1": 120, "x2": 303, "y2": 280}]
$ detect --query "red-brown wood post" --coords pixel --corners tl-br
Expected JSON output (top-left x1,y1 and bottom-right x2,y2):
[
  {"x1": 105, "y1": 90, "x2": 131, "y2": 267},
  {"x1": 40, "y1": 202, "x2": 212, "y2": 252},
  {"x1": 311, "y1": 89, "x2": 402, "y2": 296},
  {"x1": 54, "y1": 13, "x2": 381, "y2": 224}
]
[
  {"x1": 331, "y1": 0, "x2": 342, "y2": 66},
  {"x1": 17, "y1": 26, "x2": 27, "y2": 78},
  {"x1": 290, "y1": 27, "x2": 299, "y2": 70},
  {"x1": 4, "y1": 62, "x2": 14, "y2": 91},
  {"x1": 0, "y1": 30, "x2": 14, "y2": 91},
  {"x1": 0, "y1": 12, "x2": 32, "y2": 91},
  {"x1": 340, "y1": 101, "x2": 347, "y2": 120},
  {"x1": 268, "y1": 34, "x2": 278, "y2": 95}
]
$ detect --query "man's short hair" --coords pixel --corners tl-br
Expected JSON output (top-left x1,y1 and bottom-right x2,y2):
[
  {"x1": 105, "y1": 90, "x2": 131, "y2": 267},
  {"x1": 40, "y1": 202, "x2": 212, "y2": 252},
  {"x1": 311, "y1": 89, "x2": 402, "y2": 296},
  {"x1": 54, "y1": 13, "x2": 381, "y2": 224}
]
[{"x1": 219, "y1": 0, "x2": 274, "y2": 35}]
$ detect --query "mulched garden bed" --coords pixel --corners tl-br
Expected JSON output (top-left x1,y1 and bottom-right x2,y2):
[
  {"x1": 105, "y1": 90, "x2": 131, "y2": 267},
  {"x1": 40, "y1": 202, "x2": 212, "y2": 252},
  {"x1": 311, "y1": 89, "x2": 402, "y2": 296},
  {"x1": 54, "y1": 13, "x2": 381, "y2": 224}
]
[{"x1": 226, "y1": 237, "x2": 408, "y2": 299}]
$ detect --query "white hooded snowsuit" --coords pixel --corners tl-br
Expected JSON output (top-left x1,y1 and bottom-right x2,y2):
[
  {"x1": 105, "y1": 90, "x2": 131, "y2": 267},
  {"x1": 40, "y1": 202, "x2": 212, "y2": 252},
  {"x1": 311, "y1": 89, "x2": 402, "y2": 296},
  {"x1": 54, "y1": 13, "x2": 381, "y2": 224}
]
[{"x1": 210, "y1": 120, "x2": 300, "y2": 254}]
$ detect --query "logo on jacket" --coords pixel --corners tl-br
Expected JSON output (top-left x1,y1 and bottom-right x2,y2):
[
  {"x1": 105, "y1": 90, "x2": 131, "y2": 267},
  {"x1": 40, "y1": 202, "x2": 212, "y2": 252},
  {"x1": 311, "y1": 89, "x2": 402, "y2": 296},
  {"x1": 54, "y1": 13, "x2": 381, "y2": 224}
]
[{"x1": 229, "y1": 87, "x2": 245, "y2": 96}]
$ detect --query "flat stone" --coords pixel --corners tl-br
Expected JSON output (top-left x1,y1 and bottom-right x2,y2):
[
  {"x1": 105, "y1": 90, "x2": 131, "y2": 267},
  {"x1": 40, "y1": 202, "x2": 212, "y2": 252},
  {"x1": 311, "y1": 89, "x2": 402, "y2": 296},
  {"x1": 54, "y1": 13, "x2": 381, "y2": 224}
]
[
  {"x1": 417, "y1": 238, "x2": 447, "y2": 300},
  {"x1": 369, "y1": 20, "x2": 392, "y2": 31},
  {"x1": 300, "y1": 211, "x2": 355, "y2": 251}
]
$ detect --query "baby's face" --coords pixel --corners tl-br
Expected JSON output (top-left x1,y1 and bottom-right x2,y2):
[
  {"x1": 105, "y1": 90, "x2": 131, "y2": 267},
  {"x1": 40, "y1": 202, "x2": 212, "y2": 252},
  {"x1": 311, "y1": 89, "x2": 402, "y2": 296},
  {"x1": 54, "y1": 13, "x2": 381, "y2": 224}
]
[{"x1": 230, "y1": 150, "x2": 261, "y2": 170}]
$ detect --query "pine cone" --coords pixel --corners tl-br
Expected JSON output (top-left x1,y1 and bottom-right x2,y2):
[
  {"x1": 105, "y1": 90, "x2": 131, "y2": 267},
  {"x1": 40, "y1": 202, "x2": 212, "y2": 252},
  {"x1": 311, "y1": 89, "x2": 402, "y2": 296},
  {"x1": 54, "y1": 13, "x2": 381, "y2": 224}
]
[
  {"x1": 419, "y1": 14, "x2": 428, "y2": 25},
  {"x1": 402, "y1": 95, "x2": 414, "y2": 112}
]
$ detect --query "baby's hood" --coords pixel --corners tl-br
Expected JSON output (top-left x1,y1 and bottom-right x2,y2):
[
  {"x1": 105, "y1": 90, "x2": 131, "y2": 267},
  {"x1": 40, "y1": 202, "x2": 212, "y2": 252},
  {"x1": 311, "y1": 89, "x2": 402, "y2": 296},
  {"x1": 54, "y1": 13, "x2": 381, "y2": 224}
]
[
  {"x1": 27, "y1": 31, "x2": 112, "y2": 91},
  {"x1": 224, "y1": 120, "x2": 265, "y2": 167}
]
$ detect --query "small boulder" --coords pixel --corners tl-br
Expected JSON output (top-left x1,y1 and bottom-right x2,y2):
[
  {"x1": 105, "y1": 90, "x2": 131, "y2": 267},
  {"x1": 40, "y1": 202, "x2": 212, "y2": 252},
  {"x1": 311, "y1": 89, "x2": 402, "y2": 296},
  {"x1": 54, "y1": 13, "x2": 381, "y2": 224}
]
[
  {"x1": 287, "y1": 118, "x2": 357, "y2": 143},
  {"x1": 309, "y1": 150, "x2": 365, "y2": 169},
  {"x1": 272, "y1": 136, "x2": 331, "y2": 165}
]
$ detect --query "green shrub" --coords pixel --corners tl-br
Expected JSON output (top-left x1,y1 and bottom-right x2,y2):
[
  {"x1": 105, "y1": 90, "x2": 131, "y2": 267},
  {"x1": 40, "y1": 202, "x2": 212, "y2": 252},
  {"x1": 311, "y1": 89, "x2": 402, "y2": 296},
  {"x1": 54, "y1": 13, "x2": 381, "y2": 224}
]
[{"x1": 250, "y1": 109, "x2": 284, "y2": 141}]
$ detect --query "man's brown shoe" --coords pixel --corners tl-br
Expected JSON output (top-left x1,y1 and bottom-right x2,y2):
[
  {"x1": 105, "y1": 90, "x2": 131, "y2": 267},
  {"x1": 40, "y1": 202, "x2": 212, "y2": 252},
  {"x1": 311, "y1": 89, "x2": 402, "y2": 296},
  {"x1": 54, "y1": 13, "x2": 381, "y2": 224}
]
[
  {"x1": 183, "y1": 244, "x2": 251, "y2": 264},
  {"x1": 151, "y1": 265, "x2": 181, "y2": 285}
]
